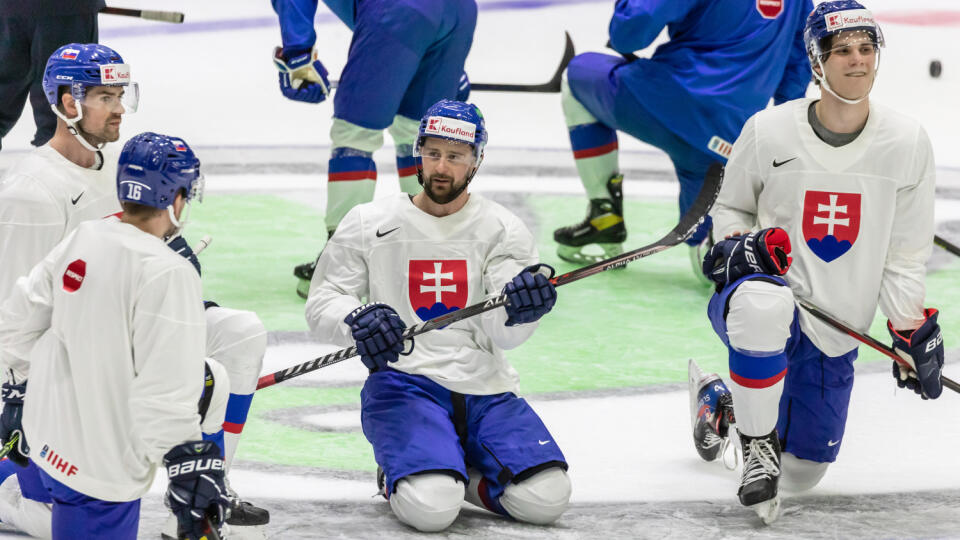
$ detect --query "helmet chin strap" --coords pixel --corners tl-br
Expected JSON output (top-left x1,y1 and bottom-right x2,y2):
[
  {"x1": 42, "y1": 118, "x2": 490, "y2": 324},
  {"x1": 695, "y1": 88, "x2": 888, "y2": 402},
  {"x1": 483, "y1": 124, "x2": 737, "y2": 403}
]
[
  {"x1": 49, "y1": 104, "x2": 106, "y2": 152},
  {"x1": 813, "y1": 57, "x2": 875, "y2": 105},
  {"x1": 164, "y1": 202, "x2": 192, "y2": 240}
]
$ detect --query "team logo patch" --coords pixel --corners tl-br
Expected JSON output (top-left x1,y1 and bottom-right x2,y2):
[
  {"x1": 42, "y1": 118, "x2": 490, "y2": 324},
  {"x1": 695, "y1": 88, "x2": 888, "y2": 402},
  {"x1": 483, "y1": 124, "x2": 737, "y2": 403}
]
[
  {"x1": 172, "y1": 140, "x2": 187, "y2": 152},
  {"x1": 802, "y1": 191, "x2": 861, "y2": 262},
  {"x1": 60, "y1": 49, "x2": 79, "y2": 60},
  {"x1": 756, "y1": 0, "x2": 783, "y2": 19},
  {"x1": 100, "y1": 63, "x2": 130, "y2": 84},
  {"x1": 423, "y1": 116, "x2": 476, "y2": 144},
  {"x1": 408, "y1": 260, "x2": 468, "y2": 321},
  {"x1": 707, "y1": 135, "x2": 733, "y2": 158},
  {"x1": 62, "y1": 259, "x2": 87, "y2": 293}
]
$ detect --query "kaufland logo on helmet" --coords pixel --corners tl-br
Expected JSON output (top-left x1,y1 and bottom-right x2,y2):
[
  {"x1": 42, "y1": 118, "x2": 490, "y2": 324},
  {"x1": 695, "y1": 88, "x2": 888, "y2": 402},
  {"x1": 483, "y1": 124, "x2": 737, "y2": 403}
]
[
  {"x1": 60, "y1": 49, "x2": 79, "y2": 60},
  {"x1": 424, "y1": 116, "x2": 476, "y2": 144},
  {"x1": 100, "y1": 63, "x2": 130, "y2": 83},
  {"x1": 825, "y1": 9, "x2": 875, "y2": 31}
]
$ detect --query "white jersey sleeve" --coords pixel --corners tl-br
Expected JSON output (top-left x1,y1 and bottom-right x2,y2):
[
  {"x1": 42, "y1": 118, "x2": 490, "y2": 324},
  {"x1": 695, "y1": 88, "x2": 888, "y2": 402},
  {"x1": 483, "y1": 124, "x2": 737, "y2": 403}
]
[
  {"x1": 478, "y1": 211, "x2": 539, "y2": 350},
  {"x1": 878, "y1": 126, "x2": 935, "y2": 330},
  {"x1": 712, "y1": 113, "x2": 763, "y2": 238},
  {"x1": 305, "y1": 207, "x2": 367, "y2": 346}
]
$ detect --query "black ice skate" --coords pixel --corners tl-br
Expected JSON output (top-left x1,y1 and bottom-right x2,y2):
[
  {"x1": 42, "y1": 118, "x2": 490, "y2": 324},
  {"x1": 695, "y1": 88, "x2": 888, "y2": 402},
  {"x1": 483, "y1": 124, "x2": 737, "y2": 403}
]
[
  {"x1": 687, "y1": 359, "x2": 736, "y2": 464},
  {"x1": 294, "y1": 230, "x2": 335, "y2": 299},
  {"x1": 554, "y1": 175, "x2": 626, "y2": 264},
  {"x1": 738, "y1": 429, "x2": 782, "y2": 525},
  {"x1": 376, "y1": 465, "x2": 388, "y2": 500},
  {"x1": 225, "y1": 478, "x2": 270, "y2": 526}
]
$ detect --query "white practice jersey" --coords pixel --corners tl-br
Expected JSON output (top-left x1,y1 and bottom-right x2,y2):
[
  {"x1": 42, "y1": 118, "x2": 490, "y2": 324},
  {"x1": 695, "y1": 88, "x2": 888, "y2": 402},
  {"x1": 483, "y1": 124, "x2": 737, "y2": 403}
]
[
  {"x1": 713, "y1": 98, "x2": 935, "y2": 356},
  {"x1": 0, "y1": 218, "x2": 205, "y2": 501},
  {"x1": 0, "y1": 145, "x2": 121, "y2": 300},
  {"x1": 306, "y1": 193, "x2": 540, "y2": 395}
]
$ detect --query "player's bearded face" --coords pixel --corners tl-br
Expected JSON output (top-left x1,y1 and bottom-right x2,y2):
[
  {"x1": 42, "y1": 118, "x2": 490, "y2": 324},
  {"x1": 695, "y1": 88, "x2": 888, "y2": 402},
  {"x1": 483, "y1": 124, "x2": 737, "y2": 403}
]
[
  {"x1": 820, "y1": 32, "x2": 878, "y2": 101},
  {"x1": 420, "y1": 138, "x2": 476, "y2": 205},
  {"x1": 77, "y1": 86, "x2": 126, "y2": 144}
]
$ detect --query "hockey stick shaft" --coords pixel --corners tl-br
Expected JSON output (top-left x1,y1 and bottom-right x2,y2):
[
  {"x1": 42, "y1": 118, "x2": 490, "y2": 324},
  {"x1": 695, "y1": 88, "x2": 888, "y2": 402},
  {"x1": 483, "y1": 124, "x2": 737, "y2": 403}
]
[
  {"x1": 256, "y1": 163, "x2": 724, "y2": 390},
  {"x1": 194, "y1": 235, "x2": 213, "y2": 256},
  {"x1": 934, "y1": 234, "x2": 960, "y2": 258},
  {"x1": 798, "y1": 299, "x2": 960, "y2": 393},
  {"x1": 100, "y1": 6, "x2": 185, "y2": 23}
]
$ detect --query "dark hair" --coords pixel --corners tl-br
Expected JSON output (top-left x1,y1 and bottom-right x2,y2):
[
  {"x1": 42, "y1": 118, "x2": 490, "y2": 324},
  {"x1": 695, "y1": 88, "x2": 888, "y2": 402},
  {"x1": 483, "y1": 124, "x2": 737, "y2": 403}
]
[{"x1": 121, "y1": 201, "x2": 163, "y2": 218}]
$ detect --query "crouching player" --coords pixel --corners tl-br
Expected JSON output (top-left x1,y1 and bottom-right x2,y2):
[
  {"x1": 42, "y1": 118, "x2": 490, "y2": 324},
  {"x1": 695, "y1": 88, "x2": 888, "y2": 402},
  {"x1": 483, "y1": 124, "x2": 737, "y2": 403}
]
[
  {"x1": 306, "y1": 100, "x2": 572, "y2": 532},
  {"x1": 687, "y1": 1, "x2": 943, "y2": 524}
]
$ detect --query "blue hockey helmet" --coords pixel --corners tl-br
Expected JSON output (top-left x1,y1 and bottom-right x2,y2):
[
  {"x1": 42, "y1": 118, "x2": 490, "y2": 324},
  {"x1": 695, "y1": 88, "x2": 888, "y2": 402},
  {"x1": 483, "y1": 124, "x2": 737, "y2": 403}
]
[
  {"x1": 415, "y1": 99, "x2": 488, "y2": 162},
  {"x1": 117, "y1": 132, "x2": 203, "y2": 211},
  {"x1": 42, "y1": 43, "x2": 138, "y2": 110},
  {"x1": 803, "y1": 1, "x2": 884, "y2": 64}
]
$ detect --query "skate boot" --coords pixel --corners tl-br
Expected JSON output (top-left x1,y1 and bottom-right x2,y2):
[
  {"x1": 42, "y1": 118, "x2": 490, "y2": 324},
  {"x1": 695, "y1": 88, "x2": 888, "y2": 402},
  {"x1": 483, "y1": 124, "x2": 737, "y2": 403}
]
[
  {"x1": 554, "y1": 175, "x2": 626, "y2": 264},
  {"x1": 738, "y1": 429, "x2": 782, "y2": 525},
  {"x1": 376, "y1": 466, "x2": 388, "y2": 499},
  {"x1": 294, "y1": 229, "x2": 335, "y2": 299},
  {"x1": 689, "y1": 228, "x2": 715, "y2": 287},
  {"x1": 688, "y1": 359, "x2": 736, "y2": 463},
  {"x1": 225, "y1": 479, "x2": 270, "y2": 527}
]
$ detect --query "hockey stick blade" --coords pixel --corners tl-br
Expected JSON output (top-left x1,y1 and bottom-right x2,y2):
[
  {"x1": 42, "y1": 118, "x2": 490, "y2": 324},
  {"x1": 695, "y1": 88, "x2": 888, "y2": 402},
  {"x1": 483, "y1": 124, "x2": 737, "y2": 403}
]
[
  {"x1": 934, "y1": 234, "x2": 960, "y2": 258},
  {"x1": 471, "y1": 32, "x2": 575, "y2": 93},
  {"x1": 257, "y1": 164, "x2": 724, "y2": 390},
  {"x1": 798, "y1": 299, "x2": 960, "y2": 394},
  {"x1": 100, "y1": 7, "x2": 185, "y2": 23}
]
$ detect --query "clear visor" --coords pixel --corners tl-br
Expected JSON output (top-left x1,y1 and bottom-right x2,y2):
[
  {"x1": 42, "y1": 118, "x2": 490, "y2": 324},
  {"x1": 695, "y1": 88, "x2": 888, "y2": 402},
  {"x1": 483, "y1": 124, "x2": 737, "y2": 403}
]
[
  {"x1": 72, "y1": 82, "x2": 140, "y2": 113},
  {"x1": 414, "y1": 138, "x2": 477, "y2": 167},
  {"x1": 818, "y1": 30, "x2": 883, "y2": 62},
  {"x1": 186, "y1": 171, "x2": 205, "y2": 203}
]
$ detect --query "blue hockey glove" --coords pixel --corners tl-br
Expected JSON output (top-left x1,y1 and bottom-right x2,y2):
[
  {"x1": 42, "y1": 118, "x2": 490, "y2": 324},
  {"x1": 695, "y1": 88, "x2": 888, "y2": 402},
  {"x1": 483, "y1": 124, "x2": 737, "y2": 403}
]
[
  {"x1": 167, "y1": 235, "x2": 201, "y2": 276},
  {"x1": 273, "y1": 46, "x2": 330, "y2": 104},
  {"x1": 503, "y1": 264, "x2": 557, "y2": 326},
  {"x1": 456, "y1": 71, "x2": 471, "y2": 102},
  {"x1": 888, "y1": 308, "x2": 944, "y2": 399},
  {"x1": 702, "y1": 227, "x2": 792, "y2": 290},
  {"x1": 0, "y1": 381, "x2": 29, "y2": 467},
  {"x1": 164, "y1": 440, "x2": 229, "y2": 540},
  {"x1": 344, "y1": 303, "x2": 408, "y2": 370}
]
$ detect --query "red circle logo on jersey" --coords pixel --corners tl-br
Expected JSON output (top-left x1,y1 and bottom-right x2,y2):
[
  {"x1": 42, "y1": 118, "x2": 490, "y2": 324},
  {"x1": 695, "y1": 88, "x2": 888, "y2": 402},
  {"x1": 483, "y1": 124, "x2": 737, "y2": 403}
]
[
  {"x1": 757, "y1": 0, "x2": 783, "y2": 19},
  {"x1": 62, "y1": 259, "x2": 86, "y2": 293}
]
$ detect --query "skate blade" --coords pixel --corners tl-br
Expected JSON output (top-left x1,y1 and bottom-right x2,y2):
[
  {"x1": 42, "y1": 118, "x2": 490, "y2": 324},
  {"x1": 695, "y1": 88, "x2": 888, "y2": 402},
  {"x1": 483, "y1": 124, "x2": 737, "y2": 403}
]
[
  {"x1": 556, "y1": 243, "x2": 625, "y2": 266},
  {"x1": 749, "y1": 494, "x2": 782, "y2": 525}
]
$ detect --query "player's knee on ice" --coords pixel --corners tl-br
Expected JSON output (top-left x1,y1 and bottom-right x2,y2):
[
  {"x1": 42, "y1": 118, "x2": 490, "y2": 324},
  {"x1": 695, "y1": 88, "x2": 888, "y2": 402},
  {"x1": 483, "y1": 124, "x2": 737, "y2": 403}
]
[
  {"x1": 725, "y1": 280, "x2": 795, "y2": 353},
  {"x1": 500, "y1": 467, "x2": 572, "y2": 525},
  {"x1": 205, "y1": 307, "x2": 267, "y2": 394},
  {"x1": 389, "y1": 473, "x2": 465, "y2": 532},
  {"x1": 202, "y1": 358, "x2": 230, "y2": 434},
  {"x1": 780, "y1": 452, "x2": 830, "y2": 493}
]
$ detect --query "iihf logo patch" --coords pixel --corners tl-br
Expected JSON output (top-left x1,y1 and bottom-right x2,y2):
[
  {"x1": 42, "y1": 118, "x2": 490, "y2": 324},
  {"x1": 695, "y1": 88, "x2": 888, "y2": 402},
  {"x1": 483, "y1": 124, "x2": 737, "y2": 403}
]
[
  {"x1": 408, "y1": 260, "x2": 468, "y2": 321},
  {"x1": 802, "y1": 190, "x2": 861, "y2": 262}
]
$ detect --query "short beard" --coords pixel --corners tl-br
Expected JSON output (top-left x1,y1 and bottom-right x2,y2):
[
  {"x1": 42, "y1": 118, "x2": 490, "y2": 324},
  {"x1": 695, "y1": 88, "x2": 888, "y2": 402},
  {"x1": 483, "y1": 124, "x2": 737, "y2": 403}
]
[{"x1": 423, "y1": 173, "x2": 468, "y2": 205}]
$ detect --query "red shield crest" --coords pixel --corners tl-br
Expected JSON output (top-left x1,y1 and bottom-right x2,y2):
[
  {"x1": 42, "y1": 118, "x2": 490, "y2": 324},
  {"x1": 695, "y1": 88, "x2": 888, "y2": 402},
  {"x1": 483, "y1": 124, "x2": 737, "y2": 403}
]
[
  {"x1": 801, "y1": 191, "x2": 861, "y2": 262},
  {"x1": 756, "y1": 0, "x2": 783, "y2": 19},
  {"x1": 408, "y1": 260, "x2": 468, "y2": 321}
]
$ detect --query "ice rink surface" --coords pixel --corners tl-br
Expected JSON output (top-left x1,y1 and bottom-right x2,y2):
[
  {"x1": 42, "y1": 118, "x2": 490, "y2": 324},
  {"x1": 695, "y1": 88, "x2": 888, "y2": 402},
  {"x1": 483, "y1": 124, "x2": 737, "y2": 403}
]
[{"x1": 1, "y1": 0, "x2": 960, "y2": 538}]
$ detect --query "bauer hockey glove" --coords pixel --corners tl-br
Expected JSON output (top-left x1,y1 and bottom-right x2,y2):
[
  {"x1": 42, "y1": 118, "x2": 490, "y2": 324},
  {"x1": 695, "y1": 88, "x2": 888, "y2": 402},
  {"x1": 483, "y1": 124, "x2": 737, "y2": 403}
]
[
  {"x1": 273, "y1": 47, "x2": 330, "y2": 103},
  {"x1": 888, "y1": 308, "x2": 944, "y2": 399},
  {"x1": 168, "y1": 235, "x2": 201, "y2": 276},
  {"x1": 702, "y1": 227, "x2": 792, "y2": 291},
  {"x1": 164, "y1": 440, "x2": 229, "y2": 540},
  {"x1": 456, "y1": 71, "x2": 471, "y2": 102},
  {"x1": 344, "y1": 303, "x2": 408, "y2": 371},
  {"x1": 0, "y1": 381, "x2": 29, "y2": 467},
  {"x1": 503, "y1": 264, "x2": 557, "y2": 326}
]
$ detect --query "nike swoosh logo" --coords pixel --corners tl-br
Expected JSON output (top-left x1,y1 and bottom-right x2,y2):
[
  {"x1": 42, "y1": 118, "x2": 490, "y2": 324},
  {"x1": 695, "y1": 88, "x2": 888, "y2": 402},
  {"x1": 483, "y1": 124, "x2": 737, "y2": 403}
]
[
  {"x1": 376, "y1": 227, "x2": 399, "y2": 238},
  {"x1": 827, "y1": 439, "x2": 840, "y2": 447},
  {"x1": 772, "y1": 157, "x2": 797, "y2": 168},
  {"x1": 71, "y1": 192, "x2": 84, "y2": 205},
  {"x1": 538, "y1": 440, "x2": 551, "y2": 446}
]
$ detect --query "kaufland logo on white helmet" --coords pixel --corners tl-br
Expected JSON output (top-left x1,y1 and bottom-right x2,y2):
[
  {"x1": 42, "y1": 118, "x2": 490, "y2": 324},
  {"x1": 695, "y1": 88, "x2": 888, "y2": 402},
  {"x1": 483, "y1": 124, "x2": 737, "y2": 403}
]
[
  {"x1": 424, "y1": 116, "x2": 476, "y2": 144},
  {"x1": 825, "y1": 9, "x2": 875, "y2": 31},
  {"x1": 100, "y1": 63, "x2": 130, "y2": 84}
]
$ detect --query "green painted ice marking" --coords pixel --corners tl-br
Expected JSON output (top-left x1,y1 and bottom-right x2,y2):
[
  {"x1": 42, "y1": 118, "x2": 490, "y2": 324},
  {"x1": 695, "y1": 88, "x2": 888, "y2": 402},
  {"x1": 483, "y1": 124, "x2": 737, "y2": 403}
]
[{"x1": 186, "y1": 194, "x2": 960, "y2": 471}]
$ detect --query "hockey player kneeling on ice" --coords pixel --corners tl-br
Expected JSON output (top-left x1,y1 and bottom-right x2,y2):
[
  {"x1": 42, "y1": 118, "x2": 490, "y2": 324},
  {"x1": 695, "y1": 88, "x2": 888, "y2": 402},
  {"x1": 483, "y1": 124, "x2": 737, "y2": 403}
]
[
  {"x1": 306, "y1": 100, "x2": 572, "y2": 532},
  {"x1": 687, "y1": 0, "x2": 944, "y2": 525},
  {"x1": 0, "y1": 132, "x2": 231, "y2": 540}
]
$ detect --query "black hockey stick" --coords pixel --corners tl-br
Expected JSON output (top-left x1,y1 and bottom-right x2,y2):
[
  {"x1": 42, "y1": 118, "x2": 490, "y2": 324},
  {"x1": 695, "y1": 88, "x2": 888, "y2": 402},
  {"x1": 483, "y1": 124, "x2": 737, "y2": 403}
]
[
  {"x1": 471, "y1": 32, "x2": 575, "y2": 93},
  {"x1": 100, "y1": 6, "x2": 185, "y2": 23},
  {"x1": 798, "y1": 299, "x2": 960, "y2": 394},
  {"x1": 934, "y1": 234, "x2": 960, "y2": 258},
  {"x1": 257, "y1": 163, "x2": 724, "y2": 390}
]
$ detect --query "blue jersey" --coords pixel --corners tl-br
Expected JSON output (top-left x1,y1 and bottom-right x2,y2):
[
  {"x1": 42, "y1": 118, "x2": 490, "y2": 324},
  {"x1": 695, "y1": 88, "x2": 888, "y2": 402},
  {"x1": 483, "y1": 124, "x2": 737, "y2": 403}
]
[
  {"x1": 271, "y1": 0, "x2": 356, "y2": 53},
  {"x1": 609, "y1": 0, "x2": 813, "y2": 152}
]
